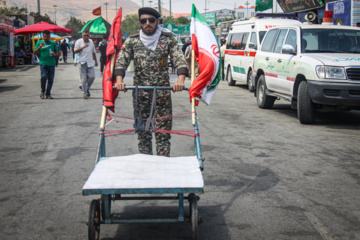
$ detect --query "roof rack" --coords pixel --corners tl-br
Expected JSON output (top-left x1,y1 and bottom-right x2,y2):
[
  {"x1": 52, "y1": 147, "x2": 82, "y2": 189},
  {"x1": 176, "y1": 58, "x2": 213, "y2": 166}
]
[{"x1": 254, "y1": 13, "x2": 298, "y2": 20}]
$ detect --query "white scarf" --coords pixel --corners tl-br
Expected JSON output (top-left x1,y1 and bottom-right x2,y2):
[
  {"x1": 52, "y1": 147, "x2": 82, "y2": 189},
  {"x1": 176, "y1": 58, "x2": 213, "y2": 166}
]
[{"x1": 139, "y1": 25, "x2": 164, "y2": 51}]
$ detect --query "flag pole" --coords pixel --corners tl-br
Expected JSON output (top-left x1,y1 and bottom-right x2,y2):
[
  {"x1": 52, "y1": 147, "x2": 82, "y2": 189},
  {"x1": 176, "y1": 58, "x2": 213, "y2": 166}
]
[{"x1": 191, "y1": 49, "x2": 195, "y2": 126}]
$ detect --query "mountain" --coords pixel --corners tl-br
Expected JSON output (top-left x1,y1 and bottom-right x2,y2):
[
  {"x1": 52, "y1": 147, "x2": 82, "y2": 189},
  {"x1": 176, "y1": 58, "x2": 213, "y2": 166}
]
[{"x1": 8, "y1": 0, "x2": 170, "y2": 27}]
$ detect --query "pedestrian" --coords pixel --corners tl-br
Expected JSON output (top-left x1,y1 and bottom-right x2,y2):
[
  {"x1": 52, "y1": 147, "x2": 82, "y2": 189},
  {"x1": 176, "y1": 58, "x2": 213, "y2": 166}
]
[
  {"x1": 114, "y1": 7, "x2": 189, "y2": 157},
  {"x1": 33, "y1": 30, "x2": 59, "y2": 99},
  {"x1": 98, "y1": 34, "x2": 108, "y2": 74},
  {"x1": 71, "y1": 39, "x2": 76, "y2": 59},
  {"x1": 60, "y1": 39, "x2": 70, "y2": 63},
  {"x1": 74, "y1": 31, "x2": 98, "y2": 99},
  {"x1": 182, "y1": 38, "x2": 191, "y2": 54},
  {"x1": 220, "y1": 39, "x2": 226, "y2": 80}
]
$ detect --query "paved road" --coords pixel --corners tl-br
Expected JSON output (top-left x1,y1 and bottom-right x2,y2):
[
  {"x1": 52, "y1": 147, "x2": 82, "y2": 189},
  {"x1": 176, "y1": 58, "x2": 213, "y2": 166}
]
[{"x1": 1, "y1": 57, "x2": 360, "y2": 240}]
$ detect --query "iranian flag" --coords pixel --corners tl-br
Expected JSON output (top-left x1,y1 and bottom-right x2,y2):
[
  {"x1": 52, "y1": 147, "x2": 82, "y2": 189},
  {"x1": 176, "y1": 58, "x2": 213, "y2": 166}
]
[{"x1": 189, "y1": 4, "x2": 221, "y2": 105}]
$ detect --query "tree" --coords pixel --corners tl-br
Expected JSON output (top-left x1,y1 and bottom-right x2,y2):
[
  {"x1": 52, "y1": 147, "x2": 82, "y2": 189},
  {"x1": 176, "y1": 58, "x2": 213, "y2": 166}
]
[
  {"x1": 0, "y1": 6, "x2": 27, "y2": 15},
  {"x1": 174, "y1": 17, "x2": 190, "y2": 25},
  {"x1": 65, "y1": 17, "x2": 85, "y2": 39},
  {"x1": 29, "y1": 12, "x2": 55, "y2": 24},
  {"x1": 121, "y1": 14, "x2": 140, "y2": 37}
]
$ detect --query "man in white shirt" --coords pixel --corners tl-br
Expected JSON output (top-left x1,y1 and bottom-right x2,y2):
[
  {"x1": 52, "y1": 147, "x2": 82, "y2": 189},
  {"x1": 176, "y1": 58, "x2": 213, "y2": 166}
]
[{"x1": 74, "y1": 31, "x2": 98, "y2": 99}]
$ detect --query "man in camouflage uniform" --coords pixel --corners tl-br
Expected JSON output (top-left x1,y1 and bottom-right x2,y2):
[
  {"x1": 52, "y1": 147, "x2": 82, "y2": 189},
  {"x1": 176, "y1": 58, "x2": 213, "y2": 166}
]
[{"x1": 114, "y1": 7, "x2": 189, "y2": 157}]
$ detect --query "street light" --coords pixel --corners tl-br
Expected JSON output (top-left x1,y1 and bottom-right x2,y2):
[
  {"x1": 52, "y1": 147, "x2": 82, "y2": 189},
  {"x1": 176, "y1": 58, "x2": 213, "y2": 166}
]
[
  {"x1": 149, "y1": 0, "x2": 153, "y2": 7},
  {"x1": 53, "y1": 5, "x2": 57, "y2": 24}
]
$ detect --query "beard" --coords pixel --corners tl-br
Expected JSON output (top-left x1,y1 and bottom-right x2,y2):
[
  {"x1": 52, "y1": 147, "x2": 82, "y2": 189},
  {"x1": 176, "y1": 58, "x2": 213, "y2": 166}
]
[{"x1": 141, "y1": 23, "x2": 158, "y2": 36}]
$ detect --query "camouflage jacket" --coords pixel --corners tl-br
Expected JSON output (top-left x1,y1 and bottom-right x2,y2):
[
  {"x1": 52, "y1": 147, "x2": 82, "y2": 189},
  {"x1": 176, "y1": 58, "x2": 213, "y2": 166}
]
[{"x1": 114, "y1": 31, "x2": 189, "y2": 86}]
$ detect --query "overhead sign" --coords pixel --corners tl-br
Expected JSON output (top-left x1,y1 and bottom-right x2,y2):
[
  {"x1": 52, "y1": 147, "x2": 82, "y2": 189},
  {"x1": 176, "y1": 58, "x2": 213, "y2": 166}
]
[
  {"x1": 277, "y1": 0, "x2": 324, "y2": 13},
  {"x1": 164, "y1": 21, "x2": 190, "y2": 35},
  {"x1": 206, "y1": 14, "x2": 216, "y2": 25}
]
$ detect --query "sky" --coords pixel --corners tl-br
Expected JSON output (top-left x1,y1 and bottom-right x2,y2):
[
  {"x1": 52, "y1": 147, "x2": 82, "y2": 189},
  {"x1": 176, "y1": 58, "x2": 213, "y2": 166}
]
[{"x1": 130, "y1": 0, "x2": 257, "y2": 14}]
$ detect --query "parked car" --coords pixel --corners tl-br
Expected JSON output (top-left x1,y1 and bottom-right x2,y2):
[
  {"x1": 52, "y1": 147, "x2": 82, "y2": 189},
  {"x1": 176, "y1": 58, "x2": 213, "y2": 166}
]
[{"x1": 252, "y1": 14, "x2": 360, "y2": 124}]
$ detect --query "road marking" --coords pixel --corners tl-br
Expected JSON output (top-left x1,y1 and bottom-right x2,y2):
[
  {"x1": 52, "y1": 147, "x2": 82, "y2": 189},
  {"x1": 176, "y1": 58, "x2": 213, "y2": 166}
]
[{"x1": 305, "y1": 211, "x2": 336, "y2": 240}]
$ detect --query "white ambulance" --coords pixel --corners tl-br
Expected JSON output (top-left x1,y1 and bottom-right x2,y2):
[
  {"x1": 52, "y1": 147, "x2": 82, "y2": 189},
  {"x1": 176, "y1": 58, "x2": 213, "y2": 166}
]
[
  {"x1": 252, "y1": 11, "x2": 360, "y2": 124},
  {"x1": 224, "y1": 17, "x2": 301, "y2": 91}
]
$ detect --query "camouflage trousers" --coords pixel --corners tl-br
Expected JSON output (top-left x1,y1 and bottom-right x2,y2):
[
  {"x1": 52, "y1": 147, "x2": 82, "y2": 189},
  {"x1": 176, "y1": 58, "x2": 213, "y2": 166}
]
[{"x1": 133, "y1": 89, "x2": 172, "y2": 157}]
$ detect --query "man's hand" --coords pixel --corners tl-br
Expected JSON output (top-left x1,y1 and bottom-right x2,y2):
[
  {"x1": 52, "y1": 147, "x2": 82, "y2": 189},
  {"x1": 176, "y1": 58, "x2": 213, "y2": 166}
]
[
  {"x1": 39, "y1": 42, "x2": 45, "y2": 48},
  {"x1": 173, "y1": 74, "x2": 186, "y2": 93},
  {"x1": 74, "y1": 62, "x2": 77, "y2": 67},
  {"x1": 172, "y1": 82, "x2": 185, "y2": 92},
  {"x1": 115, "y1": 76, "x2": 127, "y2": 92}
]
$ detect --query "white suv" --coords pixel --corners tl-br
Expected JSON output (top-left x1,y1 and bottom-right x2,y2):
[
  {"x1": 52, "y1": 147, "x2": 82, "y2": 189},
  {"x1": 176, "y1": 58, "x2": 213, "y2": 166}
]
[{"x1": 252, "y1": 24, "x2": 360, "y2": 124}]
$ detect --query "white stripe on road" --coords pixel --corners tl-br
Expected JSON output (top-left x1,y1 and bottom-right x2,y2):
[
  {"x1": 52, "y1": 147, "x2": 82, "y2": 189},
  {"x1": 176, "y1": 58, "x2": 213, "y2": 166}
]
[{"x1": 305, "y1": 211, "x2": 336, "y2": 240}]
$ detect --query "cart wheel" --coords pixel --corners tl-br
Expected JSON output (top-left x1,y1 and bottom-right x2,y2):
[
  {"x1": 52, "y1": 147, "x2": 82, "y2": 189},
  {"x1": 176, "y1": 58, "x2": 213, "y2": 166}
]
[
  {"x1": 88, "y1": 200, "x2": 100, "y2": 240},
  {"x1": 189, "y1": 194, "x2": 199, "y2": 240}
]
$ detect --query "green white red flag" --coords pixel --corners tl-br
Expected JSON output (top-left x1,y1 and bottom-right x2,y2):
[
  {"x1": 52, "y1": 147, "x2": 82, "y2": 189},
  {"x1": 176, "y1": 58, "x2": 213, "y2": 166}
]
[{"x1": 189, "y1": 4, "x2": 221, "y2": 105}]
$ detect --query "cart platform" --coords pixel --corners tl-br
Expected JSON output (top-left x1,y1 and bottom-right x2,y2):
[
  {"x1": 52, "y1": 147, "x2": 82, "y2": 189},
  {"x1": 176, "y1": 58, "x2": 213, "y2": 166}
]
[{"x1": 83, "y1": 154, "x2": 204, "y2": 195}]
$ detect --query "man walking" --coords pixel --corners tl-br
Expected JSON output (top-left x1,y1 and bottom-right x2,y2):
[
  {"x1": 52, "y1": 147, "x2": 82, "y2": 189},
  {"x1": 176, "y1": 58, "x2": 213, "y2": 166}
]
[
  {"x1": 114, "y1": 7, "x2": 189, "y2": 157},
  {"x1": 98, "y1": 35, "x2": 108, "y2": 74},
  {"x1": 33, "y1": 30, "x2": 59, "y2": 99},
  {"x1": 60, "y1": 39, "x2": 70, "y2": 63},
  {"x1": 74, "y1": 31, "x2": 98, "y2": 99}
]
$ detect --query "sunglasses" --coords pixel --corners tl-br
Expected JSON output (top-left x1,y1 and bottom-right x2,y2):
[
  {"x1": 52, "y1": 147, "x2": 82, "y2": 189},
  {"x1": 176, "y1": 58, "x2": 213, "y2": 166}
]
[{"x1": 140, "y1": 17, "x2": 157, "y2": 24}]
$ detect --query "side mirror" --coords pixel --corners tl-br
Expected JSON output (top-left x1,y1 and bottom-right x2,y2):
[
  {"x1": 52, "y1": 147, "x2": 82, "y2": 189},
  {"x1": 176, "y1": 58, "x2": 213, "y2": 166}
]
[
  {"x1": 282, "y1": 44, "x2": 296, "y2": 54},
  {"x1": 248, "y1": 42, "x2": 257, "y2": 49}
]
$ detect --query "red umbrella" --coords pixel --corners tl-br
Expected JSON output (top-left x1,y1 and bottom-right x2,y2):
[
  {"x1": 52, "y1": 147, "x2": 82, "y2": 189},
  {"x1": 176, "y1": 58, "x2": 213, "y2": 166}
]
[{"x1": 14, "y1": 21, "x2": 72, "y2": 35}]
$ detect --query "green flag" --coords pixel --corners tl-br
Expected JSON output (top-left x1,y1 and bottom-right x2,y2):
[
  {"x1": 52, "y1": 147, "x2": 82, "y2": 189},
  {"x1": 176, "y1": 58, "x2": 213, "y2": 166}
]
[{"x1": 255, "y1": 0, "x2": 273, "y2": 12}]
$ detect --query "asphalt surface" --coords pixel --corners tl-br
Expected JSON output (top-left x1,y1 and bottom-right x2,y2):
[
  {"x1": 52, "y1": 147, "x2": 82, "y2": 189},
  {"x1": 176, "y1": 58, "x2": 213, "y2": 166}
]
[{"x1": 1, "y1": 54, "x2": 360, "y2": 240}]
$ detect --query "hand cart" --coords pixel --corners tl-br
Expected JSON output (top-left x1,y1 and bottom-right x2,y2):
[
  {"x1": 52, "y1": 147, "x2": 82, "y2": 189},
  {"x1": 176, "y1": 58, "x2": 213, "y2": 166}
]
[{"x1": 82, "y1": 86, "x2": 205, "y2": 240}]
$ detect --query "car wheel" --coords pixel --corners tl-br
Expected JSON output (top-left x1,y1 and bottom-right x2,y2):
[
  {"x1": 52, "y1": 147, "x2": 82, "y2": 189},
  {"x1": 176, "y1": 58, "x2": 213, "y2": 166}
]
[
  {"x1": 256, "y1": 75, "x2": 275, "y2": 109},
  {"x1": 247, "y1": 70, "x2": 254, "y2": 92},
  {"x1": 226, "y1": 67, "x2": 235, "y2": 86},
  {"x1": 297, "y1": 81, "x2": 315, "y2": 124}
]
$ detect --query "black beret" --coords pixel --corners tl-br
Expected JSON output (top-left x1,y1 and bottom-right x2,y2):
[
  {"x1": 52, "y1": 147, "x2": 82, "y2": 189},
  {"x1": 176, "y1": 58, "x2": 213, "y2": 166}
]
[{"x1": 138, "y1": 7, "x2": 161, "y2": 19}]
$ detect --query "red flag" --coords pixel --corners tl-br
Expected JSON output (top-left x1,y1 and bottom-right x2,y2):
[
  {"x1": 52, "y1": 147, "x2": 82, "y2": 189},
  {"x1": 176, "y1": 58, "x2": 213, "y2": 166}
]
[
  {"x1": 92, "y1": 7, "x2": 101, "y2": 16},
  {"x1": 102, "y1": 8, "x2": 122, "y2": 112}
]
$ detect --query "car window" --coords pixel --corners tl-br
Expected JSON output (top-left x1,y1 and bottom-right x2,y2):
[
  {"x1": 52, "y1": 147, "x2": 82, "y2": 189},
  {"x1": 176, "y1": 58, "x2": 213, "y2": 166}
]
[
  {"x1": 241, "y1": 33, "x2": 249, "y2": 50},
  {"x1": 261, "y1": 29, "x2": 278, "y2": 52},
  {"x1": 273, "y1": 29, "x2": 288, "y2": 53},
  {"x1": 226, "y1": 34, "x2": 233, "y2": 49},
  {"x1": 229, "y1": 33, "x2": 243, "y2": 49},
  {"x1": 250, "y1": 32, "x2": 257, "y2": 49},
  {"x1": 301, "y1": 29, "x2": 360, "y2": 53},
  {"x1": 259, "y1": 31, "x2": 266, "y2": 44},
  {"x1": 285, "y1": 29, "x2": 297, "y2": 51}
]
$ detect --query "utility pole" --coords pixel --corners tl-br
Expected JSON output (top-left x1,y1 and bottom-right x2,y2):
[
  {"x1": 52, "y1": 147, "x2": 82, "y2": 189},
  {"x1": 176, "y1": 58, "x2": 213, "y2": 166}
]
[
  {"x1": 53, "y1": 5, "x2": 57, "y2": 24},
  {"x1": 37, "y1": 0, "x2": 40, "y2": 15},
  {"x1": 104, "y1": 2, "x2": 109, "y2": 21},
  {"x1": 26, "y1": 3, "x2": 29, "y2": 25},
  {"x1": 142, "y1": 0, "x2": 144, "y2": 7},
  {"x1": 245, "y1": 1, "x2": 249, "y2": 19},
  {"x1": 169, "y1": 0, "x2": 171, "y2": 18},
  {"x1": 204, "y1": 0, "x2": 208, "y2": 17},
  {"x1": 158, "y1": 0, "x2": 161, "y2": 15},
  {"x1": 116, "y1": 0, "x2": 117, "y2": 13}
]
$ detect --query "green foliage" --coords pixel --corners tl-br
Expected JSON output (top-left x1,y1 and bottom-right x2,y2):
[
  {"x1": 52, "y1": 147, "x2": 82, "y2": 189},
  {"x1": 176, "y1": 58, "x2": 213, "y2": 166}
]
[
  {"x1": 175, "y1": 16, "x2": 190, "y2": 25},
  {"x1": 121, "y1": 14, "x2": 140, "y2": 37},
  {"x1": 65, "y1": 17, "x2": 85, "y2": 39},
  {"x1": 29, "y1": 12, "x2": 55, "y2": 24},
  {"x1": 0, "y1": 6, "x2": 27, "y2": 15}
]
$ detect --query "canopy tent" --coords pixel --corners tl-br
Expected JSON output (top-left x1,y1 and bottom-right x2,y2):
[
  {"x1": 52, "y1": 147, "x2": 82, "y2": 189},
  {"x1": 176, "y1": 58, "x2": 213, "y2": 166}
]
[
  {"x1": 32, "y1": 33, "x2": 66, "y2": 41},
  {"x1": 79, "y1": 17, "x2": 111, "y2": 38},
  {"x1": 14, "y1": 22, "x2": 72, "y2": 35}
]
